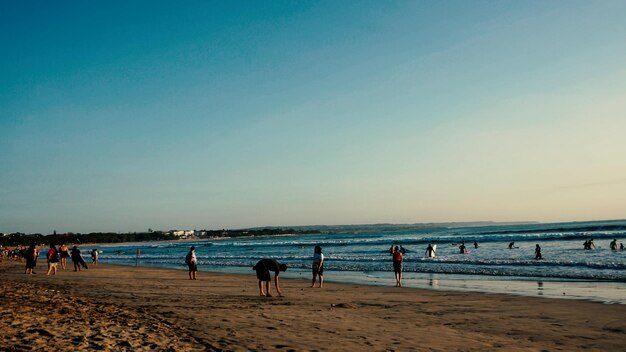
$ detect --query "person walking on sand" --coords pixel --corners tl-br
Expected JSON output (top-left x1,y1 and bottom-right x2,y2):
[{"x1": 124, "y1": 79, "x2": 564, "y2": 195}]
[
  {"x1": 535, "y1": 244, "x2": 542, "y2": 260},
  {"x1": 185, "y1": 246, "x2": 198, "y2": 280},
  {"x1": 46, "y1": 244, "x2": 60, "y2": 276},
  {"x1": 311, "y1": 245, "x2": 324, "y2": 288},
  {"x1": 390, "y1": 246, "x2": 404, "y2": 287},
  {"x1": 91, "y1": 249, "x2": 99, "y2": 265},
  {"x1": 71, "y1": 246, "x2": 86, "y2": 271},
  {"x1": 253, "y1": 258, "x2": 287, "y2": 297},
  {"x1": 59, "y1": 243, "x2": 70, "y2": 270},
  {"x1": 24, "y1": 243, "x2": 37, "y2": 275}
]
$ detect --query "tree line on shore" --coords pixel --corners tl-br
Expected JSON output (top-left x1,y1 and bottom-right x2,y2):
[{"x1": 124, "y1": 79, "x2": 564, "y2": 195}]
[{"x1": 0, "y1": 228, "x2": 320, "y2": 247}]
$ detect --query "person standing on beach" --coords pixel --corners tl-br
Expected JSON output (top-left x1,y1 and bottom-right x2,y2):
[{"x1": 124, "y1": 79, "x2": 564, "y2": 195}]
[
  {"x1": 185, "y1": 246, "x2": 197, "y2": 280},
  {"x1": 253, "y1": 258, "x2": 287, "y2": 297},
  {"x1": 71, "y1": 246, "x2": 86, "y2": 271},
  {"x1": 46, "y1": 244, "x2": 60, "y2": 276},
  {"x1": 534, "y1": 244, "x2": 542, "y2": 260},
  {"x1": 390, "y1": 246, "x2": 404, "y2": 287},
  {"x1": 91, "y1": 249, "x2": 99, "y2": 265},
  {"x1": 24, "y1": 243, "x2": 37, "y2": 275},
  {"x1": 59, "y1": 243, "x2": 70, "y2": 270},
  {"x1": 311, "y1": 245, "x2": 324, "y2": 288}
]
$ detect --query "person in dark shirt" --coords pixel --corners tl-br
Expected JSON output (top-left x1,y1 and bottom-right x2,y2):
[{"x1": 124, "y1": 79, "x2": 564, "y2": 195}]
[
  {"x1": 24, "y1": 243, "x2": 37, "y2": 275},
  {"x1": 535, "y1": 244, "x2": 542, "y2": 260},
  {"x1": 70, "y1": 246, "x2": 87, "y2": 271},
  {"x1": 253, "y1": 259, "x2": 287, "y2": 297}
]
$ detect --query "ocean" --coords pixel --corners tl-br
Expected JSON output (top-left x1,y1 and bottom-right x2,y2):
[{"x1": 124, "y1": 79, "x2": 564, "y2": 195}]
[{"x1": 94, "y1": 220, "x2": 626, "y2": 303}]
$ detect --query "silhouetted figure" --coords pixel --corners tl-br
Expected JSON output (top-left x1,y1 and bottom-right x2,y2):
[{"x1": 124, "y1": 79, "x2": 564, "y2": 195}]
[
  {"x1": 535, "y1": 244, "x2": 542, "y2": 260},
  {"x1": 425, "y1": 244, "x2": 436, "y2": 258},
  {"x1": 24, "y1": 243, "x2": 37, "y2": 275},
  {"x1": 71, "y1": 246, "x2": 88, "y2": 271}
]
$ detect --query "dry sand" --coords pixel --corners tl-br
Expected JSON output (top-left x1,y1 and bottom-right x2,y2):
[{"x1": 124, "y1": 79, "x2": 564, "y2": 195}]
[{"x1": 1, "y1": 261, "x2": 624, "y2": 351}]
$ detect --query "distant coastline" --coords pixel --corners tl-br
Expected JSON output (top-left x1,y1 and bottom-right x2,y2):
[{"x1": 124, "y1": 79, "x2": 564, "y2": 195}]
[{"x1": 5, "y1": 219, "x2": 626, "y2": 247}]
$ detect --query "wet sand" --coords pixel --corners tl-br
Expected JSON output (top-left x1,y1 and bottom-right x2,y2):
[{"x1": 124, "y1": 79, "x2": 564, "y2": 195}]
[{"x1": 1, "y1": 261, "x2": 624, "y2": 351}]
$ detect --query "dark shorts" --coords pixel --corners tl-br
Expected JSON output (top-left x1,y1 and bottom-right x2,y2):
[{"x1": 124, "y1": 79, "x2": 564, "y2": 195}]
[
  {"x1": 393, "y1": 261, "x2": 403, "y2": 273},
  {"x1": 256, "y1": 268, "x2": 271, "y2": 281},
  {"x1": 312, "y1": 263, "x2": 324, "y2": 275},
  {"x1": 25, "y1": 259, "x2": 36, "y2": 269},
  {"x1": 188, "y1": 262, "x2": 197, "y2": 271}
]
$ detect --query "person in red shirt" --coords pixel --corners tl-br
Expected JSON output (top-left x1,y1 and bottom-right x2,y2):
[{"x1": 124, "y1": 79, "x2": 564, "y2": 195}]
[
  {"x1": 390, "y1": 245, "x2": 405, "y2": 287},
  {"x1": 46, "y1": 244, "x2": 60, "y2": 276}
]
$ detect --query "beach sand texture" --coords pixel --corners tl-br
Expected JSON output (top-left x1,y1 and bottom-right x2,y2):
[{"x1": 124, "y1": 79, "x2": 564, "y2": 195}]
[{"x1": 1, "y1": 262, "x2": 625, "y2": 351}]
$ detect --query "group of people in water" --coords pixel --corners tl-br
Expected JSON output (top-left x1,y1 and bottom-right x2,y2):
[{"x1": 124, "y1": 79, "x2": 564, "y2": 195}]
[
  {"x1": 21, "y1": 242, "x2": 100, "y2": 276},
  {"x1": 184, "y1": 237, "x2": 626, "y2": 292}
]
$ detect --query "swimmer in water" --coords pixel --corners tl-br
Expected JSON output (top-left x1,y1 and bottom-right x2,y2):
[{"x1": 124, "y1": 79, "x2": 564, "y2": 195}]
[
  {"x1": 535, "y1": 244, "x2": 542, "y2": 260},
  {"x1": 425, "y1": 244, "x2": 435, "y2": 257}
]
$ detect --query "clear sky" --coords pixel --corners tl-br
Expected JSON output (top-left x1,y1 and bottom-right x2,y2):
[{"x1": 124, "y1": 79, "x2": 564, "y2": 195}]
[{"x1": 1, "y1": 1, "x2": 626, "y2": 233}]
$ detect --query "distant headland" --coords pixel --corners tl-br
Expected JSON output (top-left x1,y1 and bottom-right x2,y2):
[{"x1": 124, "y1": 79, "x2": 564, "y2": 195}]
[{"x1": 0, "y1": 221, "x2": 539, "y2": 246}]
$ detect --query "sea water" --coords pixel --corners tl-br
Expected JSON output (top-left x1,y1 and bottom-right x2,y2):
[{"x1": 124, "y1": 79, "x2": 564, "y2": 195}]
[{"x1": 95, "y1": 220, "x2": 626, "y2": 303}]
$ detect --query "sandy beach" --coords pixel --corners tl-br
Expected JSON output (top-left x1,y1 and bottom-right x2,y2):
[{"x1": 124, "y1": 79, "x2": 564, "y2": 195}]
[{"x1": 1, "y1": 261, "x2": 624, "y2": 352}]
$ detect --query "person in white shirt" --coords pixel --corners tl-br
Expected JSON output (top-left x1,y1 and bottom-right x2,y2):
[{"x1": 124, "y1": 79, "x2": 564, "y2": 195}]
[
  {"x1": 311, "y1": 245, "x2": 324, "y2": 288},
  {"x1": 185, "y1": 246, "x2": 198, "y2": 280}
]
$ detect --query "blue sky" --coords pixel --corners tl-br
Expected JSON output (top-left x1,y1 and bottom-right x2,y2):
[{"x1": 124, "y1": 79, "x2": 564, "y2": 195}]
[{"x1": 2, "y1": 1, "x2": 626, "y2": 233}]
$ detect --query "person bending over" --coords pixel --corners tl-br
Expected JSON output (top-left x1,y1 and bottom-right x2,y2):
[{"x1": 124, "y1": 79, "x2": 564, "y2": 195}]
[{"x1": 253, "y1": 258, "x2": 287, "y2": 297}]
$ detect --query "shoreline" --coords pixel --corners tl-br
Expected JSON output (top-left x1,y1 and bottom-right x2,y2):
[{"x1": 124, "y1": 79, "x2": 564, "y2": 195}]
[
  {"x1": 98, "y1": 260, "x2": 626, "y2": 305},
  {"x1": 2, "y1": 261, "x2": 626, "y2": 351}
]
